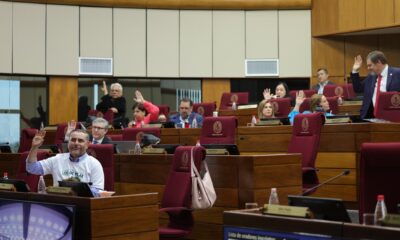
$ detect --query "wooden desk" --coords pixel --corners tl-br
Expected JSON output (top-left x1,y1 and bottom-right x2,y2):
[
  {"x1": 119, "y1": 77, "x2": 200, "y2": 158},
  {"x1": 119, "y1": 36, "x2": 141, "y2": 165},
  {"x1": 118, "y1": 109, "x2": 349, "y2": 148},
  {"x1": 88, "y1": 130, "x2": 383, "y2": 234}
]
[
  {"x1": 115, "y1": 153, "x2": 302, "y2": 240},
  {"x1": 0, "y1": 191, "x2": 159, "y2": 240},
  {"x1": 224, "y1": 209, "x2": 400, "y2": 239}
]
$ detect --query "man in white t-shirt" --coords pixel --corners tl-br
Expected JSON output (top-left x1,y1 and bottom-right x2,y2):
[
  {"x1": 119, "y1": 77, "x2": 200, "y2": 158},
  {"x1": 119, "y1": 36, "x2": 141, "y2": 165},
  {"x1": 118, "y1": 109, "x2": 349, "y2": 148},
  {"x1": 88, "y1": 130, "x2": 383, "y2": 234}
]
[{"x1": 26, "y1": 129, "x2": 104, "y2": 196}]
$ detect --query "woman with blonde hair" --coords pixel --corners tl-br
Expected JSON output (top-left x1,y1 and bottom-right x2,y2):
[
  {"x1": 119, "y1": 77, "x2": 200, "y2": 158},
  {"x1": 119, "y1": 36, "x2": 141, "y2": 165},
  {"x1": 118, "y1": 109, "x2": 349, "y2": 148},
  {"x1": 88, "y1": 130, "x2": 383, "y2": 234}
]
[{"x1": 257, "y1": 99, "x2": 275, "y2": 120}]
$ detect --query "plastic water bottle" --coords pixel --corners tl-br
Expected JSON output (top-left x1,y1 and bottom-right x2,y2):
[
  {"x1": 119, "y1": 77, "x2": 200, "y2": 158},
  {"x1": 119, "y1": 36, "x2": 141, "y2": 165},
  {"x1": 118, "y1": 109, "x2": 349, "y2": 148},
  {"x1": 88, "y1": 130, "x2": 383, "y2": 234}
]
[
  {"x1": 37, "y1": 175, "x2": 47, "y2": 194},
  {"x1": 232, "y1": 101, "x2": 237, "y2": 111},
  {"x1": 251, "y1": 115, "x2": 257, "y2": 127},
  {"x1": 191, "y1": 118, "x2": 198, "y2": 128},
  {"x1": 195, "y1": 140, "x2": 201, "y2": 147},
  {"x1": 140, "y1": 121, "x2": 145, "y2": 128},
  {"x1": 374, "y1": 194, "x2": 387, "y2": 225},
  {"x1": 268, "y1": 188, "x2": 279, "y2": 205},
  {"x1": 3, "y1": 172, "x2": 8, "y2": 179},
  {"x1": 133, "y1": 141, "x2": 142, "y2": 155}
]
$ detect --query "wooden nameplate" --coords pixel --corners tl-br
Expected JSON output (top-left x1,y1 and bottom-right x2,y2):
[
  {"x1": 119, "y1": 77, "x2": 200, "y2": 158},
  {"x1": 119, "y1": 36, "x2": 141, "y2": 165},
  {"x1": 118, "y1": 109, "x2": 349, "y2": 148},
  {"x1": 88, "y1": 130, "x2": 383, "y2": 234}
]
[
  {"x1": 325, "y1": 117, "x2": 351, "y2": 124},
  {"x1": 206, "y1": 149, "x2": 228, "y2": 155},
  {"x1": 263, "y1": 204, "x2": 311, "y2": 218},
  {"x1": 238, "y1": 104, "x2": 257, "y2": 109},
  {"x1": 0, "y1": 183, "x2": 16, "y2": 192},
  {"x1": 142, "y1": 148, "x2": 166, "y2": 154},
  {"x1": 382, "y1": 214, "x2": 400, "y2": 227},
  {"x1": 256, "y1": 119, "x2": 281, "y2": 126},
  {"x1": 46, "y1": 186, "x2": 74, "y2": 195}
]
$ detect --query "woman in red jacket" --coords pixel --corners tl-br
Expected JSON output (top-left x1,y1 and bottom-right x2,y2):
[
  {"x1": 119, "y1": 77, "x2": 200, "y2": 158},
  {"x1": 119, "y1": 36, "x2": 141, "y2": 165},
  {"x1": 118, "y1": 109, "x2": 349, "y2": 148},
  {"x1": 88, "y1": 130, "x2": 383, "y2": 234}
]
[{"x1": 128, "y1": 90, "x2": 160, "y2": 128}]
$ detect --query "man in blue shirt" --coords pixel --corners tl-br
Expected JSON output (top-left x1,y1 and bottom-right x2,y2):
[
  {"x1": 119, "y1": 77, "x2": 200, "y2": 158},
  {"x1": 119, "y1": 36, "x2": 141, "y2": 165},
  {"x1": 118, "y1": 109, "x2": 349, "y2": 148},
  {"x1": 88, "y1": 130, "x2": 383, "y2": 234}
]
[{"x1": 169, "y1": 98, "x2": 203, "y2": 128}]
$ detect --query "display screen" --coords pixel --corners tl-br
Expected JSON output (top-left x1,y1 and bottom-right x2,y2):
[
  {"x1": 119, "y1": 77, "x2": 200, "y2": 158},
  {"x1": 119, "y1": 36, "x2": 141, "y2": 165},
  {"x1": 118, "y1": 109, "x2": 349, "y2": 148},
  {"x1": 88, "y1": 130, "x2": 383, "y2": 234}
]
[{"x1": 0, "y1": 198, "x2": 75, "y2": 240}]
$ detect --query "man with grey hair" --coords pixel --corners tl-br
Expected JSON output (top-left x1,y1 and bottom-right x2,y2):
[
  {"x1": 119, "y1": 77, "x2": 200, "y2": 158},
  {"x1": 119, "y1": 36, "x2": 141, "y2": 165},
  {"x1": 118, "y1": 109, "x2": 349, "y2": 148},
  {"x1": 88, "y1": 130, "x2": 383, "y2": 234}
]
[
  {"x1": 65, "y1": 117, "x2": 111, "y2": 144},
  {"x1": 97, "y1": 81, "x2": 126, "y2": 128},
  {"x1": 351, "y1": 50, "x2": 400, "y2": 119}
]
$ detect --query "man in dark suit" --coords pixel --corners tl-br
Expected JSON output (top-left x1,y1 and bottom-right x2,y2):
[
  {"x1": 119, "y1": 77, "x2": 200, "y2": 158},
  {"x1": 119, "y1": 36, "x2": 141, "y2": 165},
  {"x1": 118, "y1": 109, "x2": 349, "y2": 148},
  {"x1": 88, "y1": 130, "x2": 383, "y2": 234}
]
[
  {"x1": 351, "y1": 50, "x2": 400, "y2": 119},
  {"x1": 312, "y1": 68, "x2": 335, "y2": 94},
  {"x1": 169, "y1": 98, "x2": 203, "y2": 128},
  {"x1": 65, "y1": 117, "x2": 111, "y2": 144}
]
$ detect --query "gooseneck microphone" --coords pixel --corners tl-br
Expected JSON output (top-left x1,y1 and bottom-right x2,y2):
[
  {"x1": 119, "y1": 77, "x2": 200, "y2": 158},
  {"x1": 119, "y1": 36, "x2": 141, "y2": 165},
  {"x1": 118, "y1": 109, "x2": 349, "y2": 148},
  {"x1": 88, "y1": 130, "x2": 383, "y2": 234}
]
[{"x1": 301, "y1": 169, "x2": 350, "y2": 196}]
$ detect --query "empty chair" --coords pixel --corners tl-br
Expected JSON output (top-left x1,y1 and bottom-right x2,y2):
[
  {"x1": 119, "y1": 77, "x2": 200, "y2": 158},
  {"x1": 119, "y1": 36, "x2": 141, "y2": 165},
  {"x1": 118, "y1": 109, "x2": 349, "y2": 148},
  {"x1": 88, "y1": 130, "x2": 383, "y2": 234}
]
[
  {"x1": 200, "y1": 116, "x2": 237, "y2": 144},
  {"x1": 375, "y1": 92, "x2": 400, "y2": 122},
  {"x1": 122, "y1": 127, "x2": 161, "y2": 141},
  {"x1": 288, "y1": 113, "x2": 325, "y2": 194},
  {"x1": 16, "y1": 150, "x2": 51, "y2": 192},
  {"x1": 87, "y1": 144, "x2": 114, "y2": 191},
  {"x1": 193, "y1": 102, "x2": 216, "y2": 117},
  {"x1": 157, "y1": 104, "x2": 170, "y2": 117},
  {"x1": 18, "y1": 128, "x2": 38, "y2": 153},
  {"x1": 290, "y1": 89, "x2": 317, "y2": 100},
  {"x1": 270, "y1": 98, "x2": 291, "y2": 117},
  {"x1": 159, "y1": 146, "x2": 205, "y2": 239},
  {"x1": 323, "y1": 84, "x2": 357, "y2": 100},
  {"x1": 219, "y1": 92, "x2": 249, "y2": 110},
  {"x1": 359, "y1": 142, "x2": 400, "y2": 223}
]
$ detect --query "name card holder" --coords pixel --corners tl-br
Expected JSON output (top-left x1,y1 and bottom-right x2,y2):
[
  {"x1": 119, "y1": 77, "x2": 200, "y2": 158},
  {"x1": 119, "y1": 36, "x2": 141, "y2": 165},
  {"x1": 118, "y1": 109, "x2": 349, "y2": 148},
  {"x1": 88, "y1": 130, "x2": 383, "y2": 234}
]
[
  {"x1": 46, "y1": 186, "x2": 74, "y2": 196},
  {"x1": 382, "y1": 214, "x2": 400, "y2": 228},
  {"x1": 263, "y1": 204, "x2": 312, "y2": 218},
  {"x1": 206, "y1": 149, "x2": 228, "y2": 155},
  {"x1": 0, "y1": 183, "x2": 16, "y2": 192},
  {"x1": 142, "y1": 148, "x2": 166, "y2": 154},
  {"x1": 256, "y1": 119, "x2": 281, "y2": 126},
  {"x1": 238, "y1": 104, "x2": 258, "y2": 110},
  {"x1": 325, "y1": 117, "x2": 351, "y2": 124}
]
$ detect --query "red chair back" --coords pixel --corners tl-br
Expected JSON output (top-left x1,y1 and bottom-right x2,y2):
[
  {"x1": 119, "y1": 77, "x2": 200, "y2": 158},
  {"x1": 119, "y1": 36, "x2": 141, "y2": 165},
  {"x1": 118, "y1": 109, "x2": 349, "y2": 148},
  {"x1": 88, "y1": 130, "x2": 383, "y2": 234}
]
[
  {"x1": 157, "y1": 104, "x2": 170, "y2": 116},
  {"x1": 290, "y1": 90, "x2": 317, "y2": 100},
  {"x1": 122, "y1": 127, "x2": 161, "y2": 141},
  {"x1": 270, "y1": 98, "x2": 291, "y2": 117},
  {"x1": 200, "y1": 117, "x2": 237, "y2": 144},
  {"x1": 88, "y1": 109, "x2": 114, "y2": 124},
  {"x1": 299, "y1": 98, "x2": 311, "y2": 113},
  {"x1": 107, "y1": 134, "x2": 123, "y2": 141},
  {"x1": 359, "y1": 142, "x2": 400, "y2": 223},
  {"x1": 18, "y1": 128, "x2": 38, "y2": 153},
  {"x1": 16, "y1": 150, "x2": 51, "y2": 192},
  {"x1": 193, "y1": 102, "x2": 216, "y2": 117},
  {"x1": 288, "y1": 113, "x2": 324, "y2": 192},
  {"x1": 326, "y1": 96, "x2": 339, "y2": 114},
  {"x1": 323, "y1": 84, "x2": 356, "y2": 100},
  {"x1": 375, "y1": 92, "x2": 400, "y2": 122},
  {"x1": 219, "y1": 92, "x2": 249, "y2": 110},
  {"x1": 87, "y1": 144, "x2": 114, "y2": 191}
]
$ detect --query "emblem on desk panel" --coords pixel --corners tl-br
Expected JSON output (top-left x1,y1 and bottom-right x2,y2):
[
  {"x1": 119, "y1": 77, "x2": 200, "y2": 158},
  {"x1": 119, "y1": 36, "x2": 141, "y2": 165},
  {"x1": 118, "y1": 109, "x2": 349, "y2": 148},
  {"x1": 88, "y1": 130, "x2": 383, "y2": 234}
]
[
  {"x1": 335, "y1": 86, "x2": 344, "y2": 97},
  {"x1": 213, "y1": 121, "x2": 223, "y2": 135},
  {"x1": 181, "y1": 151, "x2": 189, "y2": 169},
  {"x1": 390, "y1": 94, "x2": 400, "y2": 108},
  {"x1": 197, "y1": 106, "x2": 205, "y2": 116},
  {"x1": 230, "y1": 94, "x2": 238, "y2": 103},
  {"x1": 301, "y1": 117, "x2": 309, "y2": 133},
  {"x1": 136, "y1": 131, "x2": 144, "y2": 142},
  {"x1": 272, "y1": 101, "x2": 279, "y2": 114}
]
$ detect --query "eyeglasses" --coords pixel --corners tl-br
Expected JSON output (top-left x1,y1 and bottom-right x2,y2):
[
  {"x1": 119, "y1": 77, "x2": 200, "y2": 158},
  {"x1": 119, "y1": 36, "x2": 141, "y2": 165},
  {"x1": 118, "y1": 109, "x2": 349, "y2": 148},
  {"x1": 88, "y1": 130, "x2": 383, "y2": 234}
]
[{"x1": 92, "y1": 126, "x2": 106, "y2": 131}]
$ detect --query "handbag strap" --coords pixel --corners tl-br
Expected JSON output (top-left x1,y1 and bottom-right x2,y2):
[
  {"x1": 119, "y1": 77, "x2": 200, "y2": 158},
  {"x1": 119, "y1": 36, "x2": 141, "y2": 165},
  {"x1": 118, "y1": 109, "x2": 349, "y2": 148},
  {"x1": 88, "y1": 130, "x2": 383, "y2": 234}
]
[{"x1": 190, "y1": 146, "x2": 209, "y2": 178}]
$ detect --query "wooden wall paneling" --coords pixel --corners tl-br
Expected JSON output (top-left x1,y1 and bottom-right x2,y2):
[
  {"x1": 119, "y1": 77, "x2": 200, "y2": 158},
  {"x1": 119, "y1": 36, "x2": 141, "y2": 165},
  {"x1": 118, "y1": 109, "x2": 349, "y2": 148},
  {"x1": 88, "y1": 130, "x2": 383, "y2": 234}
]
[
  {"x1": 80, "y1": 7, "x2": 113, "y2": 58},
  {"x1": 202, "y1": 79, "x2": 230, "y2": 109},
  {"x1": 378, "y1": 34, "x2": 400, "y2": 67},
  {"x1": 278, "y1": 10, "x2": 311, "y2": 77},
  {"x1": 46, "y1": 5, "x2": 79, "y2": 75},
  {"x1": 311, "y1": 0, "x2": 338, "y2": 36},
  {"x1": 365, "y1": 0, "x2": 394, "y2": 28},
  {"x1": 311, "y1": 37, "x2": 345, "y2": 77},
  {"x1": 48, "y1": 77, "x2": 78, "y2": 124},
  {"x1": 212, "y1": 10, "x2": 245, "y2": 77},
  {"x1": 13, "y1": 2, "x2": 46, "y2": 75},
  {"x1": 113, "y1": 8, "x2": 146, "y2": 77},
  {"x1": 344, "y1": 35, "x2": 379, "y2": 77},
  {"x1": 0, "y1": 1, "x2": 12, "y2": 73},
  {"x1": 338, "y1": 0, "x2": 365, "y2": 32},
  {"x1": 147, "y1": 9, "x2": 179, "y2": 77},
  {"x1": 6, "y1": 0, "x2": 312, "y2": 10},
  {"x1": 395, "y1": 0, "x2": 400, "y2": 24},
  {"x1": 180, "y1": 10, "x2": 212, "y2": 77}
]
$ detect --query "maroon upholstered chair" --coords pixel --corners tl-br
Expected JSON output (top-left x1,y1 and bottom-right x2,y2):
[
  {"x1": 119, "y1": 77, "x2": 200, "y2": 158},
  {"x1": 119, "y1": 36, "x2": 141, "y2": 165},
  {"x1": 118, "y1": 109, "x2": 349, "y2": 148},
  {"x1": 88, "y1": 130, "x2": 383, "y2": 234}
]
[
  {"x1": 270, "y1": 98, "x2": 291, "y2": 117},
  {"x1": 323, "y1": 84, "x2": 356, "y2": 100},
  {"x1": 16, "y1": 150, "x2": 51, "y2": 192},
  {"x1": 88, "y1": 109, "x2": 114, "y2": 124},
  {"x1": 157, "y1": 104, "x2": 170, "y2": 116},
  {"x1": 122, "y1": 127, "x2": 161, "y2": 141},
  {"x1": 326, "y1": 96, "x2": 339, "y2": 114},
  {"x1": 107, "y1": 134, "x2": 123, "y2": 141},
  {"x1": 159, "y1": 146, "x2": 205, "y2": 239},
  {"x1": 290, "y1": 89, "x2": 317, "y2": 100},
  {"x1": 288, "y1": 113, "x2": 325, "y2": 194},
  {"x1": 87, "y1": 144, "x2": 114, "y2": 191},
  {"x1": 299, "y1": 98, "x2": 311, "y2": 113},
  {"x1": 219, "y1": 92, "x2": 249, "y2": 110},
  {"x1": 375, "y1": 92, "x2": 400, "y2": 122},
  {"x1": 359, "y1": 142, "x2": 400, "y2": 223},
  {"x1": 193, "y1": 102, "x2": 216, "y2": 117},
  {"x1": 199, "y1": 116, "x2": 237, "y2": 144},
  {"x1": 18, "y1": 128, "x2": 38, "y2": 153}
]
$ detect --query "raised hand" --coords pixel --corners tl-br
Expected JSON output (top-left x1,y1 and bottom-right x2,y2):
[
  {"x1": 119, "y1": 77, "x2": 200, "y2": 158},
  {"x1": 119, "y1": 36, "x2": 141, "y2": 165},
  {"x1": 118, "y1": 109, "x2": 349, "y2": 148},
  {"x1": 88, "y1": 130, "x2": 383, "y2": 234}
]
[
  {"x1": 353, "y1": 55, "x2": 363, "y2": 72},
  {"x1": 295, "y1": 90, "x2": 305, "y2": 106},
  {"x1": 32, "y1": 130, "x2": 46, "y2": 148},
  {"x1": 101, "y1": 81, "x2": 108, "y2": 95},
  {"x1": 263, "y1": 88, "x2": 275, "y2": 100},
  {"x1": 133, "y1": 90, "x2": 145, "y2": 104}
]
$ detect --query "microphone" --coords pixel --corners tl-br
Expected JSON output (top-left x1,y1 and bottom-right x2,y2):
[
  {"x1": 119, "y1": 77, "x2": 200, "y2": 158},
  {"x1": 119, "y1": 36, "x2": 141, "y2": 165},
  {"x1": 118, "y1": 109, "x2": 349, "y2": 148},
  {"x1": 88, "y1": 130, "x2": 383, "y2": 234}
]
[{"x1": 301, "y1": 169, "x2": 350, "y2": 196}]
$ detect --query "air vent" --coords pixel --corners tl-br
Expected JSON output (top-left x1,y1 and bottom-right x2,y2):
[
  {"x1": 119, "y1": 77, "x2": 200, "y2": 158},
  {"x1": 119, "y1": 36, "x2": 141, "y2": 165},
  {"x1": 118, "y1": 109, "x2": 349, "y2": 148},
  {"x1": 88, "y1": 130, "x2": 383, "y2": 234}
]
[
  {"x1": 245, "y1": 59, "x2": 279, "y2": 77},
  {"x1": 79, "y1": 57, "x2": 113, "y2": 75}
]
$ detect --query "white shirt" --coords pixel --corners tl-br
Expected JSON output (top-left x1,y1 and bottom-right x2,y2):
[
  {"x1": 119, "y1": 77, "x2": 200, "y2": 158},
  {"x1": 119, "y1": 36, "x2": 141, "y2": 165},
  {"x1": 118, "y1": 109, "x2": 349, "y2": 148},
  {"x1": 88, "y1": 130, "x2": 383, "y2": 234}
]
[{"x1": 372, "y1": 65, "x2": 388, "y2": 107}]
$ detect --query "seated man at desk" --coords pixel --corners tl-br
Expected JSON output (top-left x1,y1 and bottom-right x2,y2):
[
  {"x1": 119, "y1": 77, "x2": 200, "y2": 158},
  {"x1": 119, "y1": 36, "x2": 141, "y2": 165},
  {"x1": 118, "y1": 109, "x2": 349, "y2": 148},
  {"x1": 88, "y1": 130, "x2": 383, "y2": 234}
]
[
  {"x1": 26, "y1": 129, "x2": 104, "y2": 196},
  {"x1": 65, "y1": 117, "x2": 111, "y2": 144},
  {"x1": 169, "y1": 98, "x2": 203, "y2": 128}
]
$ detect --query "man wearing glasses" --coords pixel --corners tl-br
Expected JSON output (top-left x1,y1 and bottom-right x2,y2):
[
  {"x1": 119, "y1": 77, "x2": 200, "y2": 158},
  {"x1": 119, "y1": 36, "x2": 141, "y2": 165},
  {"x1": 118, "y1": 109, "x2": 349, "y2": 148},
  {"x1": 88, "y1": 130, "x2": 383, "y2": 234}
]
[{"x1": 65, "y1": 117, "x2": 111, "y2": 144}]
